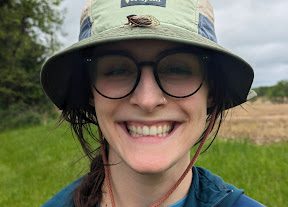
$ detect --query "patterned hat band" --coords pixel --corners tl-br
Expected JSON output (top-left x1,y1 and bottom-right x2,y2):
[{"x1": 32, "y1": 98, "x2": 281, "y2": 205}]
[{"x1": 79, "y1": 0, "x2": 217, "y2": 42}]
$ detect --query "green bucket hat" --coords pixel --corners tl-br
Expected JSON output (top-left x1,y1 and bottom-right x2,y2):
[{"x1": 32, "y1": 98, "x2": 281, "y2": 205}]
[{"x1": 41, "y1": 0, "x2": 256, "y2": 110}]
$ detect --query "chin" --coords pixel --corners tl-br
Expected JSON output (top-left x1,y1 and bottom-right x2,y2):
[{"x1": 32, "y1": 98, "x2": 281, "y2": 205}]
[{"x1": 126, "y1": 154, "x2": 174, "y2": 175}]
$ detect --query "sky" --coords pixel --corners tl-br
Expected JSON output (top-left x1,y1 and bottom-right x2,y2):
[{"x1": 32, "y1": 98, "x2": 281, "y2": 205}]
[{"x1": 59, "y1": 0, "x2": 288, "y2": 87}]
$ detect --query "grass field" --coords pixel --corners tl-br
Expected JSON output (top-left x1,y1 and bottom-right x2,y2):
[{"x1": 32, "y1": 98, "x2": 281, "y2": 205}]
[
  {"x1": 0, "y1": 103, "x2": 287, "y2": 207},
  {"x1": 0, "y1": 124, "x2": 88, "y2": 207}
]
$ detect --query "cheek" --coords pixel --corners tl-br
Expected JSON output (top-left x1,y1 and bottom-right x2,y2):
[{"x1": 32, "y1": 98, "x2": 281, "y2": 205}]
[
  {"x1": 179, "y1": 89, "x2": 209, "y2": 137},
  {"x1": 93, "y1": 94, "x2": 122, "y2": 139},
  {"x1": 182, "y1": 89, "x2": 209, "y2": 118},
  {"x1": 93, "y1": 92, "x2": 116, "y2": 117},
  {"x1": 93, "y1": 94, "x2": 112, "y2": 130},
  {"x1": 187, "y1": 99, "x2": 207, "y2": 130}
]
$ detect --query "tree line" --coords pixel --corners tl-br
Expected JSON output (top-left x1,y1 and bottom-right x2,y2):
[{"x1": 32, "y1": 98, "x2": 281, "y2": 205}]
[
  {"x1": 253, "y1": 80, "x2": 288, "y2": 103},
  {"x1": 0, "y1": 0, "x2": 64, "y2": 131}
]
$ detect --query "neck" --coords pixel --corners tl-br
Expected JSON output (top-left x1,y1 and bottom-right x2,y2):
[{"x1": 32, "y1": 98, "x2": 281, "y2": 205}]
[{"x1": 101, "y1": 153, "x2": 192, "y2": 207}]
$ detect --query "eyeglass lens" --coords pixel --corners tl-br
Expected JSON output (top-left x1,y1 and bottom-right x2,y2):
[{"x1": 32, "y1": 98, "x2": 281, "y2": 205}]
[{"x1": 87, "y1": 52, "x2": 205, "y2": 99}]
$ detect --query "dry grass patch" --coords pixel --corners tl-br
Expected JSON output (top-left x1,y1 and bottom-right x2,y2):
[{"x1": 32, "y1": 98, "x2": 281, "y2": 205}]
[{"x1": 218, "y1": 101, "x2": 288, "y2": 144}]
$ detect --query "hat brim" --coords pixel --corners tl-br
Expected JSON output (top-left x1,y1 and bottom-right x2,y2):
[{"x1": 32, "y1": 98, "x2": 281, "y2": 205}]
[{"x1": 41, "y1": 24, "x2": 254, "y2": 110}]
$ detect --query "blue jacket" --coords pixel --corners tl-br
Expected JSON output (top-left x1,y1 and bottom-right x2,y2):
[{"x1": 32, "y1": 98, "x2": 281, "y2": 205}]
[{"x1": 42, "y1": 167, "x2": 265, "y2": 207}]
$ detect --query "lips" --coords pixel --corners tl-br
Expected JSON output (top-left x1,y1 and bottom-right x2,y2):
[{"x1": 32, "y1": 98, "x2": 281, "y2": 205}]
[{"x1": 125, "y1": 122, "x2": 175, "y2": 137}]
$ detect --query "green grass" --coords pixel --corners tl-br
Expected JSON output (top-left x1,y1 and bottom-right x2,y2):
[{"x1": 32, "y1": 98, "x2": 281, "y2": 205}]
[
  {"x1": 0, "y1": 124, "x2": 287, "y2": 207},
  {"x1": 197, "y1": 139, "x2": 288, "y2": 207},
  {"x1": 0, "y1": 123, "x2": 89, "y2": 207}
]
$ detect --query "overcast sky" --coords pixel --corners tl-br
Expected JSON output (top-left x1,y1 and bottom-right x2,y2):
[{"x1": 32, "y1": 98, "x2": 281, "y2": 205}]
[{"x1": 60, "y1": 0, "x2": 288, "y2": 87}]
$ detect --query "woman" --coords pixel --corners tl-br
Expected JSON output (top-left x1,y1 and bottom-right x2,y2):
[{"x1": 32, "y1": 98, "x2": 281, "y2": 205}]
[{"x1": 41, "y1": 0, "x2": 264, "y2": 206}]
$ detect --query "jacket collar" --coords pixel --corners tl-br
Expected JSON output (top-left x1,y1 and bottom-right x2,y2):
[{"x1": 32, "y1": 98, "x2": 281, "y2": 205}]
[{"x1": 183, "y1": 167, "x2": 243, "y2": 207}]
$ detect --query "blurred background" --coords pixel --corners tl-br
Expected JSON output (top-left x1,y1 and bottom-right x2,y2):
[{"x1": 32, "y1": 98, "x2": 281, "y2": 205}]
[{"x1": 0, "y1": 0, "x2": 287, "y2": 207}]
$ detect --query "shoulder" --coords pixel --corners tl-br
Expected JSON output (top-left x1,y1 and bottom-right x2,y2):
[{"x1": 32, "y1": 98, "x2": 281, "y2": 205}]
[
  {"x1": 42, "y1": 178, "x2": 82, "y2": 207},
  {"x1": 193, "y1": 166, "x2": 242, "y2": 194},
  {"x1": 189, "y1": 167, "x2": 265, "y2": 207},
  {"x1": 232, "y1": 194, "x2": 266, "y2": 207}
]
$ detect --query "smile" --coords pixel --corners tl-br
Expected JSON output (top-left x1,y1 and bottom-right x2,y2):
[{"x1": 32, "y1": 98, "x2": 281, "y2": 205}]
[{"x1": 125, "y1": 122, "x2": 174, "y2": 137}]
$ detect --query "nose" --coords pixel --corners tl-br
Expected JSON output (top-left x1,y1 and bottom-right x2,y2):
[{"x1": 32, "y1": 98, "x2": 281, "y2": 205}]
[{"x1": 129, "y1": 66, "x2": 167, "y2": 112}]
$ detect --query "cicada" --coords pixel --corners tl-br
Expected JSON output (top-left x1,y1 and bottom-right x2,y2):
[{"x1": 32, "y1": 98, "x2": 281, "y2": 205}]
[{"x1": 125, "y1": 15, "x2": 160, "y2": 27}]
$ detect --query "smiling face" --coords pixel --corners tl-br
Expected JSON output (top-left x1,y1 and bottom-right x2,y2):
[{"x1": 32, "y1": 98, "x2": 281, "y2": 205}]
[{"x1": 91, "y1": 40, "x2": 209, "y2": 174}]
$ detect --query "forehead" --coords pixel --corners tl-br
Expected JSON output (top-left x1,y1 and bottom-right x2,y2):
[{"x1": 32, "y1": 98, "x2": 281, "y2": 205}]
[{"x1": 91, "y1": 40, "x2": 184, "y2": 60}]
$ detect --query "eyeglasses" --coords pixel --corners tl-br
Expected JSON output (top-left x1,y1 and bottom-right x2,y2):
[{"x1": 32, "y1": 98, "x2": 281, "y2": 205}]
[{"x1": 85, "y1": 48, "x2": 209, "y2": 99}]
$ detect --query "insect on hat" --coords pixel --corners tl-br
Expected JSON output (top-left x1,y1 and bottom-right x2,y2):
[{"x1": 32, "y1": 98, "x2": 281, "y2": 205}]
[{"x1": 41, "y1": 0, "x2": 256, "y2": 109}]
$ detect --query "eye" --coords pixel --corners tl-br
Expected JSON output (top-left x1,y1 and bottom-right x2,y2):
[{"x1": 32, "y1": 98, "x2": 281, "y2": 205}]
[
  {"x1": 166, "y1": 66, "x2": 192, "y2": 75},
  {"x1": 157, "y1": 52, "x2": 203, "y2": 78},
  {"x1": 95, "y1": 55, "x2": 137, "y2": 79},
  {"x1": 158, "y1": 65, "x2": 193, "y2": 76},
  {"x1": 103, "y1": 67, "x2": 134, "y2": 77}
]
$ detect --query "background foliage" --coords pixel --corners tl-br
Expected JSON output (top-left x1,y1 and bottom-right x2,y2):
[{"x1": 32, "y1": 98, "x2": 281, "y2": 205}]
[
  {"x1": 0, "y1": 0, "x2": 64, "y2": 131},
  {"x1": 253, "y1": 80, "x2": 288, "y2": 103}
]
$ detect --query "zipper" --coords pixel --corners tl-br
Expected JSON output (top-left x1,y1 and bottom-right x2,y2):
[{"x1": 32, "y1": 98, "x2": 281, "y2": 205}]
[{"x1": 211, "y1": 189, "x2": 234, "y2": 207}]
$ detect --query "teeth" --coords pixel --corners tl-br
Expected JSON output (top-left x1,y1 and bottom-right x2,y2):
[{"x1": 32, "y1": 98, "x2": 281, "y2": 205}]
[
  {"x1": 150, "y1": 126, "x2": 157, "y2": 135},
  {"x1": 143, "y1": 126, "x2": 149, "y2": 136},
  {"x1": 127, "y1": 123, "x2": 173, "y2": 137}
]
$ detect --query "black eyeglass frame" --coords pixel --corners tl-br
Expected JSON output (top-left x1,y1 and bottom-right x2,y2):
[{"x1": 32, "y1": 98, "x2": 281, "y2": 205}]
[{"x1": 84, "y1": 47, "x2": 210, "y2": 99}]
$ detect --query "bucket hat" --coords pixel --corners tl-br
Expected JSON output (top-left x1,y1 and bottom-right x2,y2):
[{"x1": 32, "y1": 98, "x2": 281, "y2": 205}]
[{"x1": 41, "y1": 0, "x2": 256, "y2": 110}]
